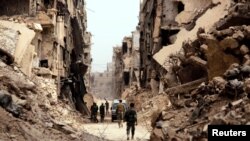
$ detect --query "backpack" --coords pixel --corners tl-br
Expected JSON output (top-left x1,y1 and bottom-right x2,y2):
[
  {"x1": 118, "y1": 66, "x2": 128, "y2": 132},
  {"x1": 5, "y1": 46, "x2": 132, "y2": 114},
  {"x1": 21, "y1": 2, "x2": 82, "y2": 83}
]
[{"x1": 124, "y1": 109, "x2": 136, "y2": 123}]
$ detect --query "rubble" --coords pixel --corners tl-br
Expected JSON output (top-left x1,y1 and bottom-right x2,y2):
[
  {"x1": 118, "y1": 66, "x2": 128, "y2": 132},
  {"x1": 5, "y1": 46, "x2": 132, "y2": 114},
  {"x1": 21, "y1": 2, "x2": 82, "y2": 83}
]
[
  {"x1": 0, "y1": 0, "x2": 92, "y2": 115},
  {"x1": 0, "y1": 57, "x2": 104, "y2": 140},
  {"x1": 0, "y1": 0, "x2": 97, "y2": 140},
  {"x1": 117, "y1": 1, "x2": 250, "y2": 141},
  {"x1": 149, "y1": 23, "x2": 250, "y2": 140},
  {"x1": 244, "y1": 78, "x2": 250, "y2": 94}
]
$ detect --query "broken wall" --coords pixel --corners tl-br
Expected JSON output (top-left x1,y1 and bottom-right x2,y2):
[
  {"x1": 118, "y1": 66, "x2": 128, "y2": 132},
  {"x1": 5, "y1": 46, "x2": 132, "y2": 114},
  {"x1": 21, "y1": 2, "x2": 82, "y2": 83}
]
[
  {"x1": 0, "y1": 21, "x2": 36, "y2": 65},
  {"x1": 112, "y1": 47, "x2": 123, "y2": 97},
  {"x1": 131, "y1": 29, "x2": 141, "y2": 88},
  {"x1": 138, "y1": 0, "x2": 247, "y2": 94},
  {"x1": 0, "y1": 22, "x2": 18, "y2": 60},
  {"x1": 0, "y1": 0, "x2": 91, "y2": 115},
  {"x1": 20, "y1": 45, "x2": 36, "y2": 77},
  {"x1": 176, "y1": 0, "x2": 213, "y2": 27},
  {"x1": 31, "y1": 33, "x2": 43, "y2": 68},
  {"x1": 83, "y1": 32, "x2": 92, "y2": 92},
  {"x1": 154, "y1": 0, "x2": 231, "y2": 67},
  {"x1": 0, "y1": 20, "x2": 36, "y2": 77},
  {"x1": 40, "y1": 29, "x2": 56, "y2": 72},
  {"x1": 162, "y1": 0, "x2": 181, "y2": 28},
  {"x1": 139, "y1": 0, "x2": 154, "y2": 87}
]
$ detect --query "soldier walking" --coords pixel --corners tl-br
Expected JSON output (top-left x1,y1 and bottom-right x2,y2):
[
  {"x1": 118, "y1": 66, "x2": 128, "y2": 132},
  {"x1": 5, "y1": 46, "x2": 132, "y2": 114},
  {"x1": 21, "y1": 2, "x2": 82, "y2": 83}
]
[
  {"x1": 99, "y1": 103, "x2": 105, "y2": 122},
  {"x1": 124, "y1": 103, "x2": 137, "y2": 140},
  {"x1": 116, "y1": 100, "x2": 125, "y2": 128},
  {"x1": 105, "y1": 100, "x2": 109, "y2": 115}
]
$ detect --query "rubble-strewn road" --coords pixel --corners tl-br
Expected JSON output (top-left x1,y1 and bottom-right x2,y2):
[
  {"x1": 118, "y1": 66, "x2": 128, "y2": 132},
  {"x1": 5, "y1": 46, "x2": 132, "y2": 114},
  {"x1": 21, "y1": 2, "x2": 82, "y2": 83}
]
[
  {"x1": 83, "y1": 119, "x2": 150, "y2": 141},
  {"x1": 83, "y1": 98, "x2": 151, "y2": 141}
]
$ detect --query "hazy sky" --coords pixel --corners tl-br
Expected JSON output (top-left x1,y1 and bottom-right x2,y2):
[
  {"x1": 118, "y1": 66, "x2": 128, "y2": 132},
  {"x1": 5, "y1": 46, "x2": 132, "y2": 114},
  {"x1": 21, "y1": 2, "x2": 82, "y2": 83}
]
[{"x1": 86, "y1": 0, "x2": 140, "y2": 72}]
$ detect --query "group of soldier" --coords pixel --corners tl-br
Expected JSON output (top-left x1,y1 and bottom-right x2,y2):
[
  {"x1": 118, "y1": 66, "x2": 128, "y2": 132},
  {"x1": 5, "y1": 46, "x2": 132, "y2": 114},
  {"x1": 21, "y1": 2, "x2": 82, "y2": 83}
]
[
  {"x1": 90, "y1": 99, "x2": 137, "y2": 140},
  {"x1": 90, "y1": 100, "x2": 109, "y2": 123},
  {"x1": 117, "y1": 100, "x2": 138, "y2": 140}
]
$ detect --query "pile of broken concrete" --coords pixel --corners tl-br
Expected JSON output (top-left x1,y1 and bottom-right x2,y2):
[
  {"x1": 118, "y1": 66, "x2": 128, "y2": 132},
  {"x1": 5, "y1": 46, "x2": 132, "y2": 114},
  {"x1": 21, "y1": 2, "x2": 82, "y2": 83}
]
[
  {"x1": 149, "y1": 5, "x2": 250, "y2": 141},
  {"x1": 0, "y1": 60, "x2": 103, "y2": 141}
]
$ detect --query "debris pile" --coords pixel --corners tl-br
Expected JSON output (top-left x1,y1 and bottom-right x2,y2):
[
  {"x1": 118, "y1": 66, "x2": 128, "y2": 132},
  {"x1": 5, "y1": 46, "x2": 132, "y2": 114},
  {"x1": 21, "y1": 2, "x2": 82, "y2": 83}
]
[
  {"x1": 150, "y1": 93, "x2": 250, "y2": 141},
  {"x1": 148, "y1": 62, "x2": 250, "y2": 140},
  {"x1": 121, "y1": 1, "x2": 250, "y2": 141},
  {"x1": 0, "y1": 60, "x2": 102, "y2": 141},
  {"x1": 148, "y1": 8, "x2": 250, "y2": 141}
]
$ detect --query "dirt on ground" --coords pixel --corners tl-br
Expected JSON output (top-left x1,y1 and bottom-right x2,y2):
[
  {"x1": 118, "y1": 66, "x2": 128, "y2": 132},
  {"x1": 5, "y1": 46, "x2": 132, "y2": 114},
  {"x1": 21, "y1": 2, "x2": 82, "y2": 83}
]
[{"x1": 0, "y1": 61, "x2": 106, "y2": 141}]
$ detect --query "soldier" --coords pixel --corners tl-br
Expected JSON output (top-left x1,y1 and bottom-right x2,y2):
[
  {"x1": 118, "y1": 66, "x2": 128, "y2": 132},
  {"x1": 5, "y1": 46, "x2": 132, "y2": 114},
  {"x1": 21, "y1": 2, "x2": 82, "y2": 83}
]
[
  {"x1": 99, "y1": 103, "x2": 105, "y2": 122},
  {"x1": 116, "y1": 100, "x2": 125, "y2": 128},
  {"x1": 124, "y1": 103, "x2": 137, "y2": 140},
  {"x1": 105, "y1": 100, "x2": 109, "y2": 115},
  {"x1": 90, "y1": 102, "x2": 98, "y2": 123}
]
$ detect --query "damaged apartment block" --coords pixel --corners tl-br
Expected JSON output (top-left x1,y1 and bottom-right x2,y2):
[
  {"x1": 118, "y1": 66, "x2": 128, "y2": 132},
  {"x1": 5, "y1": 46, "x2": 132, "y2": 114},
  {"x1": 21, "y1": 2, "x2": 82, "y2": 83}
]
[
  {"x1": 137, "y1": 0, "x2": 241, "y2": 96},
  {"x1": 129, "y1": 1, "x2": 250, "y2": 140},
  {"x1": 0, "y1": 0, "x2": 92, "y2": 115},
  {"x1": 112, "y1": 28, "x2": 141, "y2": 96},
  {"x1": 112, "y1": 46, "x2": 124, "y2": 97},
  {"x1": 139, "y1": 0, "x2": 184, "y2": 89}
]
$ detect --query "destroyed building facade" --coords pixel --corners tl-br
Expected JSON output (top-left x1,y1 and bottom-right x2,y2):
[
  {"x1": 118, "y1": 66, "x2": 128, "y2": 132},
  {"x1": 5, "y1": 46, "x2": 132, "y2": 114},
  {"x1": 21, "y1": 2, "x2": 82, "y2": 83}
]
[
  {"x1": 112, "y1": 46, "x2": 124, "y2": 97},
  {"x1": 0, "y1": 0, "x2": 92, "y2": 115},
  {"x1": 136, "y1": 0, "x2": 240, "y2": 94},
  {"x1": 138, "y1": 0, "x2": 183, "y2": 93},
  {"x1": 136, "y1": 0, "x2": 250, "y2": 140},
  {"x1": 112, "y1": 29, "x2": 141, "y2": 96}
]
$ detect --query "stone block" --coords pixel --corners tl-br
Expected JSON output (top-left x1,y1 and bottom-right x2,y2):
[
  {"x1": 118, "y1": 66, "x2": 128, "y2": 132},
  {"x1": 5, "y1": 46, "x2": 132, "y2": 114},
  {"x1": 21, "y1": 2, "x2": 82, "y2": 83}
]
[
  {"x1": 240, "y1": 44, "x2": 249, "y2": 55},
  {"x1": 219, "y1": 37, "x2": 239, "y2": 50},
  {"x1": 244, "y1": 78, "x2": 250, "y2": 94},
  {"x1": 232, "y1": 30, "x2": 244, "y2": 41}
]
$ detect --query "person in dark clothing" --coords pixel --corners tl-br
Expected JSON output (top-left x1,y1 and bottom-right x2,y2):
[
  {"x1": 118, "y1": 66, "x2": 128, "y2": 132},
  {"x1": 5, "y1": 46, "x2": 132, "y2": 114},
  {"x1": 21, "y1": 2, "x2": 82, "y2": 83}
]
[
  {"x1": 90, "y1": 102, "x2": 98, "y2": 123},
  {"x1": 124, "y1": 103, "x2": 137, "y2": 140},
  {"x1": 99, "y1": 103, "x2": 105, "y2": 122},
  {"x1": 105, "y1": 100, "x2": 109, "y2": 115}
]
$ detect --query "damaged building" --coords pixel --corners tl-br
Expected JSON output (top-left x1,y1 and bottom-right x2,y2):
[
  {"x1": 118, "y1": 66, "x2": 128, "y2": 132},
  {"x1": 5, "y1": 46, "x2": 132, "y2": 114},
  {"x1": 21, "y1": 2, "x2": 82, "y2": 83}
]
[
  {"x1": 128, "y1": 0, "x2": 250, "y2": 140},
  {"x1": 112, "y1": 28, "x2": 141, "y2": 97},
  {"x1": 112, "y1": 46, "x2": 124, "y2": 97},
  {"x1": 0, "y1": 0, "x2": 92, "y2": 115},
  {"x1": 137, "y1": 0, "x2": 243, "y2": 95}
]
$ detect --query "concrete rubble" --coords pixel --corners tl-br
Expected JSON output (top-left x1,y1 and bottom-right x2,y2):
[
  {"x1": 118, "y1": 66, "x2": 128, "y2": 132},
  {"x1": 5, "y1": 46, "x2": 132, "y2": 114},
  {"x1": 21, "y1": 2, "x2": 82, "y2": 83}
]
[
  {"x1": 1, "y1": 0, "x2": 250, "y2": 140},
  {"x1": 0, "y1": 0, "x2": 93, "y2": 115},
  {"x1": 0, "y1": 0, "x2": 102, "y2": 140},
  {"x1": 0, "y1": 60, "x2": 105, "y2": 141},
  {"x1": 113, "y1": 0, "x2": 250, "y2": 141}
]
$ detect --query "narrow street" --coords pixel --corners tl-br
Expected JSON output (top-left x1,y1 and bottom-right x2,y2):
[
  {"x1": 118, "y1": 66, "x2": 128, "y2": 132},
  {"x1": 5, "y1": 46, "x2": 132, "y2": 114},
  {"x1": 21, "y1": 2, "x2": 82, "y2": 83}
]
[
  {"x1": 1, "y1": 0, "x2": 250, "y2": 141},
  {"x1": 83, "y1": 118, "x2": 150, "y2": 141},
  {"x1": 81, "y1": 98, "x2": 150, "y2": 141}
]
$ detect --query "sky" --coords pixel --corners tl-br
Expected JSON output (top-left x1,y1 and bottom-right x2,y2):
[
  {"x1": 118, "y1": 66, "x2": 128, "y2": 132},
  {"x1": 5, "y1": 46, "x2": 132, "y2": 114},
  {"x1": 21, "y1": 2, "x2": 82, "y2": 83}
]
[{"x1": 86, "y1": 0, "x2": 140, "y2": 72}]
